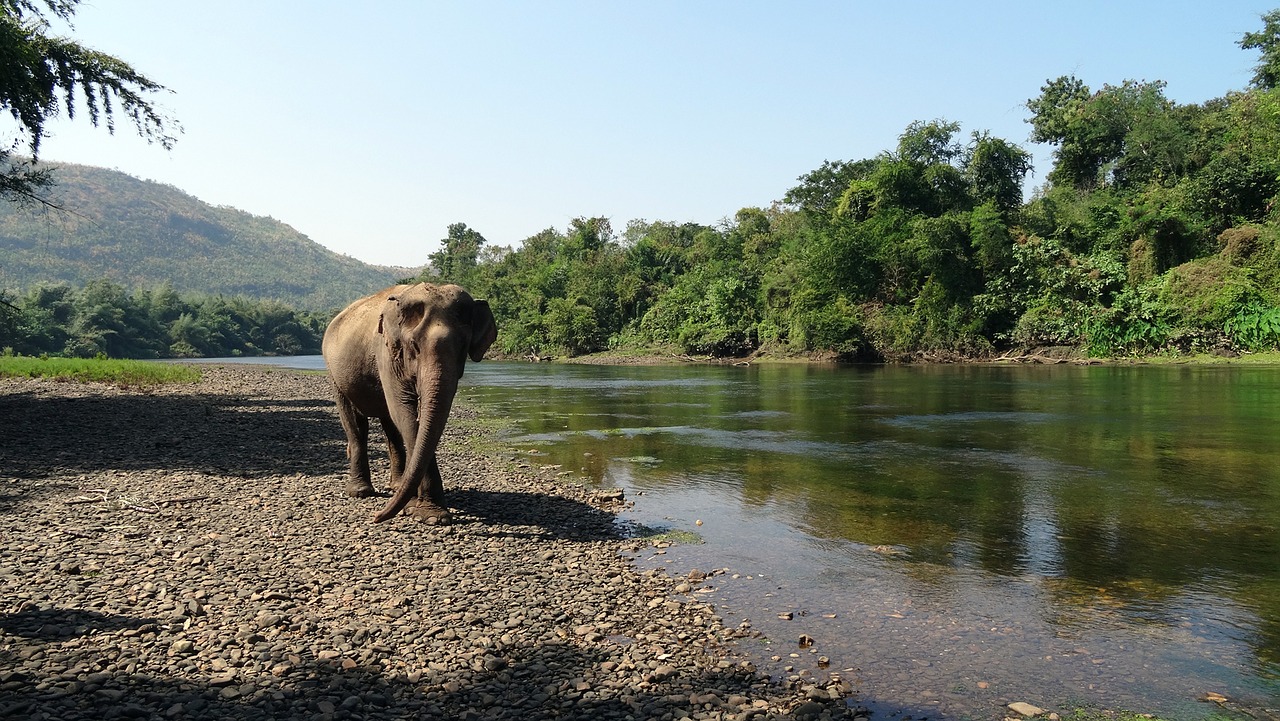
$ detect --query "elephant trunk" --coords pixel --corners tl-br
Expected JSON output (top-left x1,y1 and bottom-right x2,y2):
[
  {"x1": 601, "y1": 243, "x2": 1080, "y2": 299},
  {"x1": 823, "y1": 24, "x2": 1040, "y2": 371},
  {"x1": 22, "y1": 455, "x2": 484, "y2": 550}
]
[{"x1": 372, "y1": 367, "x2": 458, "y2": 523}]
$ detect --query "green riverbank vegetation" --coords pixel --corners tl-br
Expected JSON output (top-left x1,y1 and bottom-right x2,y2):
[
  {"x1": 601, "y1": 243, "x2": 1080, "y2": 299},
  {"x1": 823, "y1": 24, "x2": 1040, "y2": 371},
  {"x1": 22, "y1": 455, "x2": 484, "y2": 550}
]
[
  {"x1": 0, "y1": 353, "x2": 200, "y2": 385},
  {"x1": 4, "y1": 11, "x2": 1280, "y2": 365},
  {"x1": 0, "y1": 280, "x2": 328, "y2": 359},
  {"x1": 415, "y1": 11, "x2": 1280, "y2": 363}
]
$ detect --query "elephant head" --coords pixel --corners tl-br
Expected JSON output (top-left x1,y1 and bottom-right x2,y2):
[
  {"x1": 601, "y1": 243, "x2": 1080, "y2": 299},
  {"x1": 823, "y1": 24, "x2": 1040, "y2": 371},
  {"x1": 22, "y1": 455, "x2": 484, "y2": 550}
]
[{"x1": 371, "y1": 283, "x2": 496, "y2": 523}]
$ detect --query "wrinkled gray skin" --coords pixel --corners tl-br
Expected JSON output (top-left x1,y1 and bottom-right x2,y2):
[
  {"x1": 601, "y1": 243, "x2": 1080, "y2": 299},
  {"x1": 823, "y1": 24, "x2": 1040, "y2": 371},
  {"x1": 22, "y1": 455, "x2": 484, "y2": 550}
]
[{"x1": 322, "y1": 283, "x2": 497, "y2": 523}]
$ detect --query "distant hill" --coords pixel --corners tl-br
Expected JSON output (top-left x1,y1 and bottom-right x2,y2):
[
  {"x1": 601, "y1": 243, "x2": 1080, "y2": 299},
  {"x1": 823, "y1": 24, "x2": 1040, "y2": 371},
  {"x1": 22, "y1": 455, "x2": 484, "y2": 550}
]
[{"x1": 0, "y1": 162, "x2": 416, "y2": 310}]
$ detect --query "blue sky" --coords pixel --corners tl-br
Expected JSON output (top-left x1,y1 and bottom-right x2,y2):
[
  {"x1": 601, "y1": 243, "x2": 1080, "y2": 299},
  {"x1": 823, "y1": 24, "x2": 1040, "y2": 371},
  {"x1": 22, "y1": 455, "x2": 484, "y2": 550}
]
[{"x1": 29, "y1": 1, "x2": 1276, "y2": 267}]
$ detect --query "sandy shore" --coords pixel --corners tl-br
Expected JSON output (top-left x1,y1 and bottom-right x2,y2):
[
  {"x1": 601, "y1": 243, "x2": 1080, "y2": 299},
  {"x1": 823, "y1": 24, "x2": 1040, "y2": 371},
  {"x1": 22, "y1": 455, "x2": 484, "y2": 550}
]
[{"x1": 0, "y1": 366, "x2": 864, "y2": 720}]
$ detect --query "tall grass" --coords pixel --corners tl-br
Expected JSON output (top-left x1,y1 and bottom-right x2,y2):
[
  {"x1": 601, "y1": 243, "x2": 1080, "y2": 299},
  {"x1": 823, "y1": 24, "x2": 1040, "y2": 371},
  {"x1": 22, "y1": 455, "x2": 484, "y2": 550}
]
[{"x1": 0, "y1": 356, "x2": 201, "y2": 385}]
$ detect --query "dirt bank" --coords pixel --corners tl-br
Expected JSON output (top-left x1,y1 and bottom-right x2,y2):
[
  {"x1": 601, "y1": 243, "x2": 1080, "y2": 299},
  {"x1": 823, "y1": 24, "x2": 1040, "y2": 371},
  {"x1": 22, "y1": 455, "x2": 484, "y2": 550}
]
[{"x1": 0, "y1": 366, "x2": 863, "y2": 720}]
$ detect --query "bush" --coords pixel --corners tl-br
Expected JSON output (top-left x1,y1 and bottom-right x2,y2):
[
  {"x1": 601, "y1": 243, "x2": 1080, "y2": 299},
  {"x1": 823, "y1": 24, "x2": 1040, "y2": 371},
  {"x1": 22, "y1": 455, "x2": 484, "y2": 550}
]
[
  {"x1": 1083, "y1": 286, "x2": 1171, "y2": 357},
  {"x1": 1011, "y1": 299, "x2": 1088, "y2": 348},
  {"x1": 1157, "y1": 255, "x2": 1255, "y2": 329},
  {"x1": 1225, "y1": 301, "x2": 1280, "y2": 350},
  {"x1": 793, "y1": 295, "x2": 867, "y2": 358},
  {"x1": 863, "y1": 304, "x2": 918, "y2": 359}
]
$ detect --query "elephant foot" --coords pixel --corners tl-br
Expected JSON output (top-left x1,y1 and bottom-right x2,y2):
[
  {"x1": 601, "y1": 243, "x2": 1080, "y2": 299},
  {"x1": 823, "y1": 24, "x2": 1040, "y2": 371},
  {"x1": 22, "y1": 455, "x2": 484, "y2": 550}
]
[
  {"x1": 345, "y1": 480, "x2": 377, "y2": 498},
  {"x1": 406, "y1": 500, "x2": 452, "y2": 525}
]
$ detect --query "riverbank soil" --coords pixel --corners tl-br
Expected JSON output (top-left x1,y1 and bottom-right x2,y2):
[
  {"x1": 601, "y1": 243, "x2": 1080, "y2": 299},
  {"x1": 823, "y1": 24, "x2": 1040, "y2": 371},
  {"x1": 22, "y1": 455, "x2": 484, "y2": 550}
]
[{"x1": 0, "y1": 367, "x2": 862, "y2": 720}]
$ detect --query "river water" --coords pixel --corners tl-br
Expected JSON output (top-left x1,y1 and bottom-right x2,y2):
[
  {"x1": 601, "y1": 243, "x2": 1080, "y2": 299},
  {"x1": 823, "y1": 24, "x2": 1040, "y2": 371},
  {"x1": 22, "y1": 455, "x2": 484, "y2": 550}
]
[{"x1": 198, "y1": 357, "x2": 1280, "y2": 718}]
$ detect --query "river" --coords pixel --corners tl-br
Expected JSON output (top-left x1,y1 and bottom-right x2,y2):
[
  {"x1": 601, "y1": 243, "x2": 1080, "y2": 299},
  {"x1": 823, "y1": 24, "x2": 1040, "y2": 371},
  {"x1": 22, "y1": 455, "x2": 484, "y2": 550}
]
[{"x1": 194, "y1": 356, "x2": 1280, "y2": 719}]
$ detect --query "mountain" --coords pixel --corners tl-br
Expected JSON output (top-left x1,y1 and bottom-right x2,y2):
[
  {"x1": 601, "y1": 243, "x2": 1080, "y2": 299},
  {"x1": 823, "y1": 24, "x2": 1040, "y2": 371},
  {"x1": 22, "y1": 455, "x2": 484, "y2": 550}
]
[{"x1": 0, "y1": 162, "x2": 417, "y2": 310}]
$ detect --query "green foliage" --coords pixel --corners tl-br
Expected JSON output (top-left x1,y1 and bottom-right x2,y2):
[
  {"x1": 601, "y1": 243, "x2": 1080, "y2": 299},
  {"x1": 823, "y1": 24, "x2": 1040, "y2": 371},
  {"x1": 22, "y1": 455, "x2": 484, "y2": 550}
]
[
  {"x1": 791, "y1": 294, "x2": 866, "y2": 357},
  {"x1": 0, "y1": 279, "x2": 327, "y2": 359},
  {"x1": 1083, "y1": 285, "x2": 1172, "y2": 357},
  {"x1": 0, "y1": 0, "x2": 173, "y2": 203},
  {"x1": 0, "y1": 354, "x2": 200, "y2": 385},
  {"x1": 999, "y1": 236, "x2": 1125, "y2": 348},
  {"x1": 966, "y1": 132, "x2": 1033, "y2": 216},
  {"x1": 11, "y1": 8, "x2": 1280, "y2": 364},
  {"x1": 783, "y1": 158, "x2": 876, "y2": 215},
  {"x1": 1156, "y1": 254, "x2": 1255, "y2": 329},
  {"x1": 1225, "y1": 301, "x2": 1280, "y2": 350},
  {"x1": 458, "y1": 9, "x2": 1280, "y2": 363},
  {"x1": 1240, "y1": 9, "x2": 1280, "y2": 90},
  {"x1": 426, "y1": 222, "x2": 485, "y2": 287}
]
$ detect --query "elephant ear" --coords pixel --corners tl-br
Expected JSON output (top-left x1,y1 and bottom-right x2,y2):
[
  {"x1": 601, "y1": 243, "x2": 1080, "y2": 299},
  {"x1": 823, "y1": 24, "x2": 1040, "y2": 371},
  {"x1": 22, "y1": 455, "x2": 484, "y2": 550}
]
[
  {"x1": 469, "y1": 299, "x2": 498, "y2": 362},
  {"x1": 379, "y1": 295, "x2": 427, "y2": 365}
]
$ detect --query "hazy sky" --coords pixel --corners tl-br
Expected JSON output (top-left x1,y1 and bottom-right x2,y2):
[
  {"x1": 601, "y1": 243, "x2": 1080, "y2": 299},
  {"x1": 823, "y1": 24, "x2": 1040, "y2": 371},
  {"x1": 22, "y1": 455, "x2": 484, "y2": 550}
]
[{"x1": 28, "y1": 1, "x2": 1276, "y2": 268}]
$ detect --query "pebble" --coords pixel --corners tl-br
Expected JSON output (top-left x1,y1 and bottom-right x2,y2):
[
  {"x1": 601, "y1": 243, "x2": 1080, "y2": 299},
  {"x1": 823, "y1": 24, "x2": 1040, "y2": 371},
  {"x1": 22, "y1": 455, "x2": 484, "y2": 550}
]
[{"x1": 0, "y1": 367, "x2": 864, "y2": 720}]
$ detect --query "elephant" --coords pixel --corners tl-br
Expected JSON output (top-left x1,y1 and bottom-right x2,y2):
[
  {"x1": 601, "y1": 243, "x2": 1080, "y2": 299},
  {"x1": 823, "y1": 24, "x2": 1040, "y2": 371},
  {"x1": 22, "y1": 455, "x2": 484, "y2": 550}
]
[{"x1": 322, "y1": 282, "x2": 497, "y2": 523}]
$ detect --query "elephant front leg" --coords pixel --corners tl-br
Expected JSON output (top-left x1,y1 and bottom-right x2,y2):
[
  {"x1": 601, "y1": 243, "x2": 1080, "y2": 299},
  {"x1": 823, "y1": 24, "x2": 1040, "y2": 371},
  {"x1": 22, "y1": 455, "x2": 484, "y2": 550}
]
[
  {"x1": 382, "y1": 420, "x2": 408, "y2": 493},
  {"x1": 405, "y1": 455, "x2": 451, "y2": 524}
]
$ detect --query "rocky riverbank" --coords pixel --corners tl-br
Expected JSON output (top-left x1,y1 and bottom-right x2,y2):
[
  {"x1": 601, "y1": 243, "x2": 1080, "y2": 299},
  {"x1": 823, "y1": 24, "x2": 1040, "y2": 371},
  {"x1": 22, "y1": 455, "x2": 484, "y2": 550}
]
[{"x1": 0, "y1": 366, "x2": 864, "y2": 720}]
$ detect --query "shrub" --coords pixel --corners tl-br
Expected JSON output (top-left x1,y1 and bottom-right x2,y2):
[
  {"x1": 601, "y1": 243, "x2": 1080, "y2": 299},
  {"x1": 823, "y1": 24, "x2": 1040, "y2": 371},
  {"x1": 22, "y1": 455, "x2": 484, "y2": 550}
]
[
  {"x1": 1225, "y1": 301, "x2": 1280, "y2": 350},
  {"x1": 1083, "y1": 286, "x2": 1171, "y2": 357},
  {"x1": 793, "y1": 295, "x2": 867, "y2": 358},
  {"x1": 1157, "y1": 256, "x2": 1255, "y2": 329}
]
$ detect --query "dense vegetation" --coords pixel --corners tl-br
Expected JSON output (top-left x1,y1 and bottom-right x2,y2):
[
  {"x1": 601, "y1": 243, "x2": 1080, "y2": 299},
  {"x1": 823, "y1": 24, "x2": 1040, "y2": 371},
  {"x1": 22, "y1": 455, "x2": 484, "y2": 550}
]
[
  {"x1": 415, "y1": 12, "x2": 1280, "y2": 361},
  {"x1": 0, "y1": 163, "x2": 408, "y2": 310},
  {"x1": 0, "y1": 280, "x2": 327, "y2": 358},
  {"x1": 4, "y1": 11, "x2": 1280, "y2": 363}
]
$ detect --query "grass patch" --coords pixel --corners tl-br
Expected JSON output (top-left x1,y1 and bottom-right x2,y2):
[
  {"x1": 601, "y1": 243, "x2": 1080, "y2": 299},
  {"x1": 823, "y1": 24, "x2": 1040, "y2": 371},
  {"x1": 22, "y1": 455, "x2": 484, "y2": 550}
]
[
  {"x1": 626, "y1": 522, "x2": 705, "y2": 545},
  {"x1": 1130, "y1": 349, "x2": 1280, "y2": 365},
  {"x1": 0, "y1": 356, "x2": 201, "y2": 386}
]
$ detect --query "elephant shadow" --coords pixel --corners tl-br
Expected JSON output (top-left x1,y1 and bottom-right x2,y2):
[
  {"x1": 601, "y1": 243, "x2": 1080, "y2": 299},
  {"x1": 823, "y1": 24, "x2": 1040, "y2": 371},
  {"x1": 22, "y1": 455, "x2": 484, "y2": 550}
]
[
  {"x1": 444, "y1": 488, "x2": 622, "y2": 543},
  {"x1": 0, "y1": 606, "x2": 155, "y2": 640},
  {"x1": 0, "y1": 611, "x2": 881, "y2": 721},
  {"x1": 0, "y1": 386, "x2": 347, "y2": 512}
]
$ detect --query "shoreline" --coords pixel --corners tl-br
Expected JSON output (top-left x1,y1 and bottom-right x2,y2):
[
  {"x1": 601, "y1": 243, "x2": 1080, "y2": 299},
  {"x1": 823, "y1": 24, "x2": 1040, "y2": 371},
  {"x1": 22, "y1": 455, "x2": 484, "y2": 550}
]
[
  {"x1": 495, "y1": 346, "x2": 1280, "y2": 367},
  {"x1": 0, "y1": 366, "x2": 864, "y2": 720}
]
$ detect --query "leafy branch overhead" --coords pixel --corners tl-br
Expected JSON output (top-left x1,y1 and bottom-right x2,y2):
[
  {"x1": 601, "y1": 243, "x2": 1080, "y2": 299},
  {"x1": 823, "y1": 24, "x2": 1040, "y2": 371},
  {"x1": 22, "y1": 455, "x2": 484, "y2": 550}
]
[{"x1": 0, "y1": 0, "x2": 176, "y2": 202}]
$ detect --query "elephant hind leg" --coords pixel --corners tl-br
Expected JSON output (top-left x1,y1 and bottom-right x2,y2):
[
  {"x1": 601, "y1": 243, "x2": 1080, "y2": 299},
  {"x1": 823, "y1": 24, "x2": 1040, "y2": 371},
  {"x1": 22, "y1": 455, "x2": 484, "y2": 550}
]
[{"x1": 335, "y1": 391, "x2": 376, "y2": 498}]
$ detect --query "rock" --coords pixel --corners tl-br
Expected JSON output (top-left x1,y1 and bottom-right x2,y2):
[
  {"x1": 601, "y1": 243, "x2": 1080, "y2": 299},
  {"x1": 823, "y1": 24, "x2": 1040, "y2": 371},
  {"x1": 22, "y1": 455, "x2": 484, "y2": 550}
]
[
  {"x1": 652, "y1": 664, "x2": 678, "y2": 681},
  {"x1": 167, "y1": 640, "x2": 195, "y2": 656},
  {"x1": 0, "y1": 366, "x2": 873, "y2": 721},
  {"x1": 1009, "y1": 701, "x2": 1046, "y2": 717},
  {"x1": 483, "y1": 656, "x2": 507, "y2": 672},
  {"x1": 792, "y1": 700, "x2": 827, "y2": 719}
]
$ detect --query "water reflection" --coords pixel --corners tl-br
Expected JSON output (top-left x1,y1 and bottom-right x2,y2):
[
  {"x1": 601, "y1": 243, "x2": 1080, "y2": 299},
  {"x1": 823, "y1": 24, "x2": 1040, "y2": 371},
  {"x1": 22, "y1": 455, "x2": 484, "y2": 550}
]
[{"x1": 462, "y1": 361, "x2": 1280, "y2": 717}]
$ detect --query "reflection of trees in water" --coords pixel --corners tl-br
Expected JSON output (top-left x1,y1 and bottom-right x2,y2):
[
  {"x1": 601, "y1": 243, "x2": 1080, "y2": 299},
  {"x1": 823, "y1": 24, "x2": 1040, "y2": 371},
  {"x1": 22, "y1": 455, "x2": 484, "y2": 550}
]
[{"x1": 476, "y1": 362, "x2": 1280, "y2": 681}]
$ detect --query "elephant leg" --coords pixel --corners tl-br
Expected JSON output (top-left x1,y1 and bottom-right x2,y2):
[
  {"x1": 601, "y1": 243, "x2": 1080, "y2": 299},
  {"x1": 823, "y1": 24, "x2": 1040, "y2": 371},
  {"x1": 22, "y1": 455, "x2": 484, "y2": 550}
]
[
  {"x1": 382, "y1": 419, "x2": 407, "y2": 492},
  {"x1": 335, "y1": 393, "x2": 376, "y2": 498},
  {"x1": 406, "y1": 455, "x2": 450, "y2": 524}
]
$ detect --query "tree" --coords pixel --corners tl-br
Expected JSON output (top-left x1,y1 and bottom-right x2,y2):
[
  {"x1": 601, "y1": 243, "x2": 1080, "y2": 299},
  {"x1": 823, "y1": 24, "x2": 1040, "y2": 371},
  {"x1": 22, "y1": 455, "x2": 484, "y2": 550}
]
[
  {"x1": 783, "y1": 158, "x2": 877, "y2": 216},
  {"x1": 1028, "y1": 77, "x2": 1177, "y2": 191},
  {"x1": 0, "y1": 0, "x2": 174, "y2": 204},
  {"x1": 965, "y1": 131, "x2": 1032, "y2": 216},
  {"x1": 1240, "y1": 9, "x2": 1280, "y2": 90},
  {"x1": 426, "y1": 222, "x2": 486, "y2": 286}
]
